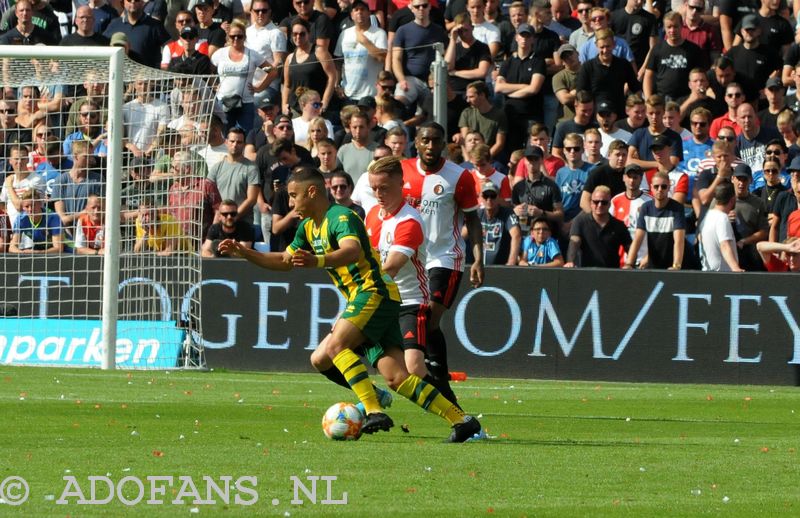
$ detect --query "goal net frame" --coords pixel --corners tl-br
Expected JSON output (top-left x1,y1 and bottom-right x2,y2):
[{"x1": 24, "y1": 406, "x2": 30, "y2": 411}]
[{"x1": 0, "y1": 45, "x2": 208, "y2": 370}]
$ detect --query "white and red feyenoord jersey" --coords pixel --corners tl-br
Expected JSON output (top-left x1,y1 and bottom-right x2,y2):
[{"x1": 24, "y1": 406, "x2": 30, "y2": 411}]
[
  {"x1": 365, "y1": 202, "x2": 429, "y2": 305},
  {"x1": 401, "y1": 158, "x2": 479, "y2": 271}
]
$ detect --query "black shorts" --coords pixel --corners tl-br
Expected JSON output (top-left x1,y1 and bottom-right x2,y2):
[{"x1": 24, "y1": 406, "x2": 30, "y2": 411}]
[
  {"x1": 427, "y1": 267, "x2": 463, "y2": 308},
  {"x1": 399, "y1": 304, "x2": 430, "y2": 351}
]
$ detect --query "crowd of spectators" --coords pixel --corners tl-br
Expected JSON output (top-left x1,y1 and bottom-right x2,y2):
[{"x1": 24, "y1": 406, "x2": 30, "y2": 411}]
[{"x1": 2, "y1": 0, "x2": 800, "y2": 271}]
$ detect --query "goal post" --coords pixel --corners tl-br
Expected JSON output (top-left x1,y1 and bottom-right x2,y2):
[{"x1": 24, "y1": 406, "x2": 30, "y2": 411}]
[{"x1": 0, "y1": 45, "x2": 214, "y2": 370}]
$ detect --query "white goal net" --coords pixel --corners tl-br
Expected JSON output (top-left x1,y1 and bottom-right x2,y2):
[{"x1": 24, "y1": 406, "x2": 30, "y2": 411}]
[{"x1": 0, "y1": 47, "x2": 216, "y2": 369}]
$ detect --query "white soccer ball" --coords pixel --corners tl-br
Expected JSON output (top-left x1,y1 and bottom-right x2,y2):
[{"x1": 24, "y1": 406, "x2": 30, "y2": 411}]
[{"x1": 321, "y1": 402, "x2": 364, "y2": 440}]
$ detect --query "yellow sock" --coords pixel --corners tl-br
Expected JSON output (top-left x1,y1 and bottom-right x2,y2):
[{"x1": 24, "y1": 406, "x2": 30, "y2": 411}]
[
  {"x1": 332, "y1": 349, "x2": 380, "y2": 414},
  {"x1": 397, "y1": 374, "x2": 465, "y2": 426}
]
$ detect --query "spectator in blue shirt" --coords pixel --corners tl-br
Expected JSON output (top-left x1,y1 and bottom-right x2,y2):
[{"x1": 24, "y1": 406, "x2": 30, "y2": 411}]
[{"x1": 519, "y1": 217, "x2": 563, "y2": 267}]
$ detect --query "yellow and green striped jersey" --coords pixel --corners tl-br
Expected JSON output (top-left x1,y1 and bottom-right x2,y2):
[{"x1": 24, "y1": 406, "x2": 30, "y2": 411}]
[{"x1": 287, "y1": 204, "x2": 401, "y2": 303}]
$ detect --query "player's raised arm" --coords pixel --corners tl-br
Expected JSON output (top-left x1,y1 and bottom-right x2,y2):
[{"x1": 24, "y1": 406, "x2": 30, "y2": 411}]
[
  {"x1": 291, "y1": 238, "x2": 361, "y2": 268},
  {"x1": 218, "y1": 238, "x2": 293, "y2": 270}
]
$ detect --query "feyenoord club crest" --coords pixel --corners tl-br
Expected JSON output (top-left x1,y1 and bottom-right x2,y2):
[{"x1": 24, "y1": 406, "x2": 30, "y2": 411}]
[{"x1": 433, "y1": 184, "x2": 444, "y2": 195}]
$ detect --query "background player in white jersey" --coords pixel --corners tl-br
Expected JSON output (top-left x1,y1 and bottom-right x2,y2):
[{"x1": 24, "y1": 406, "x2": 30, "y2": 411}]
[{"x1": 401, "y1": 122, "x2": 484, "y2": 408}]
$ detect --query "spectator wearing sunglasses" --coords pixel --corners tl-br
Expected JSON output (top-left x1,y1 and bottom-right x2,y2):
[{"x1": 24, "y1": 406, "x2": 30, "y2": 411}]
[
  {"x1": 626, "y1": 171, "x2": 690, "y2": 270},
  {"x1": 292, "y1": 89, "x2": 334, "y2": 149},
  {"x1": 202, "y1": 199, "x2": 255, "y2": 257},
  {"x1": 468, "y1": 182, "x2": 520, "y2": 266},
  {"x1": 565, "y1": 185, "x2": 631, "y2": 268}
]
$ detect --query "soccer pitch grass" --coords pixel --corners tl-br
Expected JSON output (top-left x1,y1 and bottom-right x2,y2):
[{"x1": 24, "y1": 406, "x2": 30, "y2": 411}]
[{"x1": 1, "y1": 367, "x2": 798, "y2": 517}]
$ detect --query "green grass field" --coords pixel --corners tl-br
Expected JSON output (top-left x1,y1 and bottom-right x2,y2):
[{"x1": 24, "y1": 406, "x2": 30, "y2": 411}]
[{"x1": 0, "y1": 366, "x2": 798, "y2": 517}]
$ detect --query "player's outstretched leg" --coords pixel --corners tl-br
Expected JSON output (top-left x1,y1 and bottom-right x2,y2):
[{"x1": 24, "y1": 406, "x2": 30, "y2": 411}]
[
  {"x1": 325, "y1": 320, "x2": 393, "y2": 435},
  {"x1": 378, "y1": 348, "x2": 480, "y2": 442}
]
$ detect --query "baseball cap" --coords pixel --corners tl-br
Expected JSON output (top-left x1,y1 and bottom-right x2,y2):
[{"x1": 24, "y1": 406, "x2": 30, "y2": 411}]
[
  {"x1": 257, "y1": 94, "x2": 277, "y2": 110},
  {"x1": 180, "y1": 26, "x2": 198, "y2": 40},
  {"x1": 766, "y1": 77, "x2": 783, "y2": 90},
  {"x1": 524, "y1": 143, "x2": 544, "y2": 159},
  {"x1": 557, "y1": 43, "x2": 577, "y2": 56},
  {"x1": 357, "y1": 96, "x2": 376, "y2": 110},
  {"x1": 351, "y1": 0, "x2": 369, "y2": 9},
  {"x1": 597, "y1": 100, "x2": 614, "y2": 114},
  {"x1": 194, "y1": 0, "x2": 214, "y2": 7},
  {"x1": 110, "y1": 32, "x2": 128, "y2": 47},
  {"x1": 788, "y1": 156, "x2": 800, "y2": 171},
  {"x1": 733, "y1": 163, "x2": 752, "y2": 179},
  {"x1": 516, "y1": 23, "x2": 533, "y2": 36},
  {"x1": 624, "y1": 164, "x2": 643, "y2": 176},
  {"x1": 649, "y1": 134, "x2": 671, "y2": 150},
  {"x1": 481, "y1": 182, "x2": 498, "y2": 195},
  {"x1": 741, "y1": 14, "x2": 759, "y2": 30}
]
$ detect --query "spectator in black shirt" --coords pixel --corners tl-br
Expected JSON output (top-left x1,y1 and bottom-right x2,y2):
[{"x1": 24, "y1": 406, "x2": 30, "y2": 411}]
[
  {"x1": 496, "y1": 23, "x2": 547, "y2": 152},
  {"x1": 643, "y1": 12, "x2": 702, "y2": 101},
  {"x1": 60, "y1": 6, "x2": 110, "y2": 47},
  {"x1": 576, "y1": 28, "x2": 639, "y2": 121},
  {"x1": 752, "y1": 0, "x2": 793, "y2": 55},
  {"x1": 511, "y1": 144, "x2": 564, "y2": 234},
  {"x1": 726, "y1": 14, "x2": 782, "y2": 103},
  {"x1": 445, "y1": 13, "x2": 492, "y2": 96},
  {"x1": 202, "y1": 200, "x2": 256, "y2": 257},
  {"x1": 581, "y1": 139, "x2": 629, "y2": 212},
  {"x1": 610, "y1": 0, "x2": 658, "y2": 71},
  {"x1": 565, "y1": 185, "x2": 631, "y2": 267},
  {"x1": 103, "y1": 0, "x2": 170, "y2": 69},
  {"x1": 0, "y1": 0, "x2": 57, "y2": 46},
  {"x1": 167, "y1": 26, "x2": 213, "y2": 75}
]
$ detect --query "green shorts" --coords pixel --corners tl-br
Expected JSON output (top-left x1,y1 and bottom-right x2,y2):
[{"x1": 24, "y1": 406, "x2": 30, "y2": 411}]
[{"x1": 341, "y1": 291, "x2": 402, "y2": 367}]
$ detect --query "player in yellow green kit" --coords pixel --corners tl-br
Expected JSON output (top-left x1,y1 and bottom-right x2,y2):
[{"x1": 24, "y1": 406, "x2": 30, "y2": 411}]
[{"x1": 219, "y1": 166, "x2": 481, "y2": 441}]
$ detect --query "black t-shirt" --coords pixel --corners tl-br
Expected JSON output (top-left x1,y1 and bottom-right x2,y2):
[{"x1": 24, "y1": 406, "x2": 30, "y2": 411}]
[
  {"x1": 725, "y1": 45, "x2": 782, "y2": 102},
  {"x1": 646, "y1": 40, "x2": 703, "y2": 100},
  {"x1": 616, "y1": 118, "x2": 645, "y2": 134},
  {"x1": 499, "y1": 52, "x2": 547, "y2": 117},
  {"x1": 754, "y1": 182, "x2": 789, "y2": 213},
  {"x1": 531, "y1": 28, "x2": 560, "y2": 95},
  {"x1": 570, "y1": 211, "x2": 631, "y2": 267},
  {"x1": 388, "y1": 7, "x2": 446, "y2": 32},
  {"x1": 198, "y1": 23, "x2": 227, "y2": 49},
  {"x1": 451, "y1": 40, "x2": 492, "y2": 94},
  {"x1": 576, "y1": 56, "x2": 640, "y2": 119},
  {"x1": 0, "y1": 26, "x2": 57, "y2": 45},
  {"x1": 511, "y1": 175, "x2": 562, "y2": 211},
  {"x1": 255, "y1": 144, "x2": 314, "y2": 198},
  {"x1": 60, "y1": 32, "x2": 110, "y2": 47},
  {"x1": 103, "y1": 15, "x2": 171, "y2": 69},
  {"x1": 1, "y1": 4, "x2": 61, "y2": 43},
  {"x1": 753, "y1": 14, "x2": 794, "y2": 50},
  {"x1": 784, "y1": 43, "x2": 800, "y2": 68},
  {"x1": 610, "y1": 8, "x2": 658, "y2": 68},
  {"x1": 212, "y1": 4, "x2": 234, "y2": 25},
  {"x1": 679, "y1": 96, "x2": 721, "y2": 127},
  {"x1": 552, "y1": 119, "x2": 599, "y2": 149},
  {"x1": 717, "y1": 0, "x2": 758, "y2": 27},
  {"x1": 207, "y1": 221, "x2": 256, "y2": 256},
  {"x1": 168, "y1": 51, "x2": 213, "y2": 75},
  {"x1": 280, "y1": 10, "x2": 335, "y2": 53},
  {"x1": 583, "y1": 164, "x2": 626, "y2": 198},
  {"x1": 271, "y1": 188, "x2": 298, "y2": 251},
  {"x1": 772, "y1": 190, "x2": 800, "y2": 241}
]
